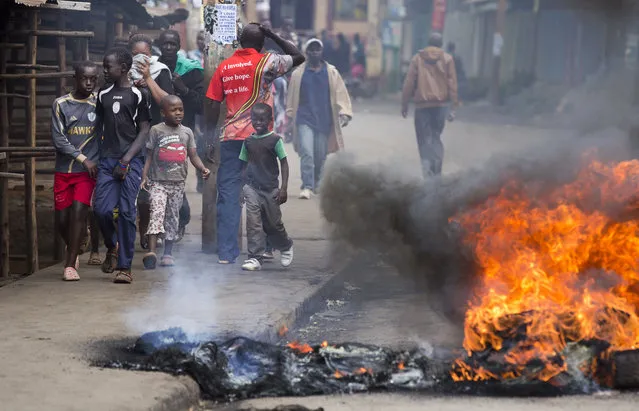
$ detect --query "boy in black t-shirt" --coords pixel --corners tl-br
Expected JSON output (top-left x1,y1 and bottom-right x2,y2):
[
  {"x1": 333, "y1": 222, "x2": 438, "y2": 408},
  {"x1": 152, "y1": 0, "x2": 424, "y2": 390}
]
[
  {"x1": 94, "y1": 47, "x2": 151, "y2": 284},
  {"x1": 240, "y1": 103, "x2": 294, "y2": 271}
]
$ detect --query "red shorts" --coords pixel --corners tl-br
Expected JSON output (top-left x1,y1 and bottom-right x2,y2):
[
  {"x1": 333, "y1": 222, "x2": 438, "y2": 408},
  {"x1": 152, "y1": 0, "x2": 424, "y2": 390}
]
[{"x1": 53, "y1": 172, "x2": 96, "y2": 210}]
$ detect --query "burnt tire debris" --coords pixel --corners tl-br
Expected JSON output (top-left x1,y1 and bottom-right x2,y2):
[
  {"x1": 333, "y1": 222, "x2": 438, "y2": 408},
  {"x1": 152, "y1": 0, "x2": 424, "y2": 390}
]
[{"x1": 98, "y1": 328, "x2": 639, "y2": 401}]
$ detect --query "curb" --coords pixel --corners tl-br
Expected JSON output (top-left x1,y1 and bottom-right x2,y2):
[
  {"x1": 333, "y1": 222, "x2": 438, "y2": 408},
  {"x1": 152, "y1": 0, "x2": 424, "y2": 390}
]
[
  {"x1": 255, "y1": 254, "x2": 366, "y2": 344},
  {"x1": 150, "y1": 377, "x2": 201, "y2": 411},
  {"x1": 152, "y1": 255, "x2": 365, "y2": 410}
]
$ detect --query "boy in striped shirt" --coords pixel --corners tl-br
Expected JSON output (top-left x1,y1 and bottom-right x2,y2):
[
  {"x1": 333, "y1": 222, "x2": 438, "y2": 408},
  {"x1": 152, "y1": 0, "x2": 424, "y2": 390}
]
[{"x1": 51, "y1": 61, "x2": 100, "y2": 281}]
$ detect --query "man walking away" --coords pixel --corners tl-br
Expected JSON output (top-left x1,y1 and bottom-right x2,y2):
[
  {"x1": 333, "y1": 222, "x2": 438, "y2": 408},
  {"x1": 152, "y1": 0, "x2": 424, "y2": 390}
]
[
  {"x1": 401, "y1": 32, "x2": 458, "y2": 177},
  {"x1": 51, "y1": 61, "x2": 100, "y2": 281},
  {"x1": 205, "y1": 23, "x2": 304, "y2": 265},
  {"x1": 286, "y1": 38, "x2": 352, "y2": 199}
]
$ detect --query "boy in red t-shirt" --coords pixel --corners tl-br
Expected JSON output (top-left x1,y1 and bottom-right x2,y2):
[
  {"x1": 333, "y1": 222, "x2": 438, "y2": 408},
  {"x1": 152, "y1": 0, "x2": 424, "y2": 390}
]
[{"x1": 204, "y1": 23, "x2": 304, "y2": 264}]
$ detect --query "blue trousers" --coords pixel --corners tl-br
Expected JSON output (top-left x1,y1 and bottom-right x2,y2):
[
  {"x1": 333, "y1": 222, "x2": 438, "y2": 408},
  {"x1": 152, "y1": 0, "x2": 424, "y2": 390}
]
[
  {"x1": 216, "y1": 140, "x2": 244, "y2": 262},
  {"x1": 298, "y1": 124, "x2": 328, "y2": 191},
  {"x1": 94, "y1": 157, "x2": 143, "y2": 270}
]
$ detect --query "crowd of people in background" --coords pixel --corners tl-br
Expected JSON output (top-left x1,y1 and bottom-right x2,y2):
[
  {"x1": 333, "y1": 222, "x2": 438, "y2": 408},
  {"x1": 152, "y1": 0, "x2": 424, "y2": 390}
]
[
  {"x1": 50, "y1": 14, "x2": 462, "y2": 280},
  {"x1": 51, "y1": 16, "x2": 369, "y2": 280}
]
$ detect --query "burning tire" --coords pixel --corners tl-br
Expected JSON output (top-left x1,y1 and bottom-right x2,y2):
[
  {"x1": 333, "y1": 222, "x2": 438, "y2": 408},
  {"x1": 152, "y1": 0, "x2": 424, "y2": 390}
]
[{"x1": 613, "y1": 350, "x2": 639, "y2": 389}]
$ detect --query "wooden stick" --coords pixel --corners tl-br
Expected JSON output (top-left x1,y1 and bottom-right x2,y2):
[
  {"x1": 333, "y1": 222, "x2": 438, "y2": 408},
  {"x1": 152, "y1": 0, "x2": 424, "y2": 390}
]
[
  {"x1": 0, "y1": 33, "x2": 9, "y2": 277},
  {"x1": 0, "y1": 43, "x2": 24, "y2": 49},
  {"x1": 25, "y1": 10, "x2": 38, "y2": 274},
  {"x1": 0, "y1": 149, "x2": 55, "y2": 153},
  {"x1": 0, "y1": 93, "x2": 29, "y2": 99},
  {"x1": 0, "y1": 172, "x2": 24, "y2": 179},
  {"x1": 9, "y1": 30, "x2": 94, "y2": 38},
  {"x1": 6, "y1": 63, "x2": 60, "y2": 70},
  {"x1": 54, "y1": 15, "x2": 68, "y2": 262},
  {"x1": 0, "y1": 71, "x2": 74, "y2": 79}
]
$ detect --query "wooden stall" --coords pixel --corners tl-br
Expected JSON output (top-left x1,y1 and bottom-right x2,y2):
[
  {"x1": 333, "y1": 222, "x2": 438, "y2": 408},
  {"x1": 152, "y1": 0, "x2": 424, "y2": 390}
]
[{"x1": 0, "y1": 0, "x2": 187, "y2": 278}]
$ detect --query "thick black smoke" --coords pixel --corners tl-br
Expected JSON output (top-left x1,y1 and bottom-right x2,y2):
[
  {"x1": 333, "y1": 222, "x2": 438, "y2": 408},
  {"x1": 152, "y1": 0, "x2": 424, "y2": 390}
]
[{"x1": 318, "y1": 132, "x2": 635, "y2": 326}]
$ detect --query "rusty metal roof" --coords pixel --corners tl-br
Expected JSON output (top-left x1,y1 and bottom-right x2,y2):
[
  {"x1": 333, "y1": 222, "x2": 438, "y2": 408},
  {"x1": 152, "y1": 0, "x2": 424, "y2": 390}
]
[{"x1": 14, "y1": 0, "x2": 48, "y2": 6}]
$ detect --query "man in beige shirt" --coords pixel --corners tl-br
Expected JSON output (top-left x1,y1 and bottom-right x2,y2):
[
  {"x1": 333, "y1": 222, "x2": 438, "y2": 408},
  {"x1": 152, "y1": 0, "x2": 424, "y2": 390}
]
[{"x1": 401, "y1": 32, "x2": 458, "y2": 177}]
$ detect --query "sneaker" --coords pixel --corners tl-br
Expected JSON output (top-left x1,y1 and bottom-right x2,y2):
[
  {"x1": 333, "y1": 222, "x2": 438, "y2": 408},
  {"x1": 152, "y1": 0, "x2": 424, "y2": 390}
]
[
  {"x1": 299, "y1": 189, "x2": 312, "y2": 200},
  {"x1": 262, "y1": 251, "x2": 274, "y2": 260},
  {"x1": 281, "y1": 246, "x2": 294, "y2": 267},
  {"x1": 242, "y1": 258, "x2": 262, "y2": 271}
]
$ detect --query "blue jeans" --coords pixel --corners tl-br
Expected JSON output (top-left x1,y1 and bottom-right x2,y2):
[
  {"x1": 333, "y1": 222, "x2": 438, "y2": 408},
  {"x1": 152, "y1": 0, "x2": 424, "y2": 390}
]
[
  {"x1": 216, "y1": 140, "x2": 244, "y2": 262},
  {"x1": 298, "y1": 124, "x2": 328, "y2": 191},
  {"x1": 94, "y1": 157, "x2": 143, "y2": 270}
]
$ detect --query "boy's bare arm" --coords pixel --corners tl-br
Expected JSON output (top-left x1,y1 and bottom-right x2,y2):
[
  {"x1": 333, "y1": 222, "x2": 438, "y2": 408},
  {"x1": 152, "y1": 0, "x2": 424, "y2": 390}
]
[
  {"x1": 121, "y1": 121, "x2": 151, "y2": 164},
  {"x1": 278, "y1": 157, "x2": 289, "y2": 204},
  {"x1": 188, "y1": 147, "x2": 210, "y2": 178},
  {"x1": 141, "y1": 148, "x2": 152, "y2": 188}
]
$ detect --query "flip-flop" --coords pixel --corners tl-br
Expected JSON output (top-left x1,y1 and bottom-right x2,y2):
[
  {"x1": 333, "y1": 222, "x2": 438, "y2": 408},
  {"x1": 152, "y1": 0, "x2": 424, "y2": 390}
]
[
  {"x1": 113, "y1": 270, "x2": 133, "y2": 284},
  {"x1": 143, "y1": 252, "x2": 157, "y2": 269},
  {"x1": 159, "y1": 255, "x2": 175, "y2": 267},
  {"x1": 87, "y1": 252, "x2": 102, "y2": 265},
  {"x1": 62, "y1": 267, "x2": 80, "y2": 282},
  {"x1": 101, "y1": 246, "x2": 118, "y2": 274}
]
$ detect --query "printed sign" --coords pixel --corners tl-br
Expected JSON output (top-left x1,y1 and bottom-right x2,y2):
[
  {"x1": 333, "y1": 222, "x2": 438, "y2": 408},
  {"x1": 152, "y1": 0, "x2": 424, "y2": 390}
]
[{"x1": 213, "y1": 4, "x2": 238, "y2": 45}]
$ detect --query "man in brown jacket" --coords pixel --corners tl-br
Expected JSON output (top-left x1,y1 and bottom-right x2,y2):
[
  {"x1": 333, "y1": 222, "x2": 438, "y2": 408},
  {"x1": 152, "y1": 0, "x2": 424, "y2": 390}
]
[{"x1": 401, "y1": 32, "x2": 458, "y2": 177}]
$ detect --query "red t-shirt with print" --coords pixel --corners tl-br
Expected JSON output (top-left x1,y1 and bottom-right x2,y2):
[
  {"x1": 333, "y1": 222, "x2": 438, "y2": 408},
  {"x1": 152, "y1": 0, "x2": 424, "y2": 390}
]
[{"x1": 206, "y1": 48, "x2": 293, "y2": 141}]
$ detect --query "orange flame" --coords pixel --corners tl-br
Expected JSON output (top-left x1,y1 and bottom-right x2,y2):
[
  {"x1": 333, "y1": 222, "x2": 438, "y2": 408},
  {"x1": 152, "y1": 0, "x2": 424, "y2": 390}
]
[
  {"x1": 278, "y1": 325, "x2": 288, "y2": 337},
  {"x1": 398, "y1": 362, "x2": 405, "y2": 370},
  {"x1": 286, "y1": 341, "x2": 313, "y2": 354},
  {"x1": 334, "y1": 370, "x2": 344, "y2": 379},
  {"x1": 321, "y1": 341, "x2": 328, "y2": 348},
  {"x1": 451, "y1": 159, "x2": 639, "y2": 382}
]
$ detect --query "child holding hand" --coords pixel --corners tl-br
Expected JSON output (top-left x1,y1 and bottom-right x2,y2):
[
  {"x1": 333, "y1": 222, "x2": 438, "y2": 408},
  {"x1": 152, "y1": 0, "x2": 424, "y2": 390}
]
[{"x1": 142, "y1": 95, "x2": 210, "y2": 268}]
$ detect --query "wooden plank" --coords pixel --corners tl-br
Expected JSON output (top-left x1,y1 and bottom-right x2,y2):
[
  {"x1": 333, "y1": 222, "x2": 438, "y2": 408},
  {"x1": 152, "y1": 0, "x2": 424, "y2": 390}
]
[
  {"x1": 25, "y1": 10, "x2": 39, "y2": 274},
  {"x1": 40, "y1": 1, "x2": 91, "y2": 12},
  {"x1": 0, "y1": 43, "x2": 25, "y2": 49},
  {"x1": 54, "y1": 14, "x2": 67, "y2": 261},
  {"x1": 6, "y1": 63, "x2": 60, "y2": 70},
  {"x1": 0, "y1": 71, "x2": 74, "y2": 79},
  {"x1": 0, "y1": 34, "x2": 9, "y2": 278},
  {"x1": 0, "y1": 172, "x2": 24, "y2": 179},
  {"x1": 9, "y1": 30, "x2": 94, "y2": 38},
  {"x1": 0, "y1": 147, "x2": 55, "y2": 153},
  {"x1": 0, "y1": 93, "x2": 29, "y2": 99}
]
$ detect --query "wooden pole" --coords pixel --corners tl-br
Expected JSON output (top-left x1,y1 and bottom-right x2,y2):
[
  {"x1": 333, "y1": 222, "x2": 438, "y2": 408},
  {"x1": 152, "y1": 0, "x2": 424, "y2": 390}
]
[
  {"x1": 0, "y1": 71, "x2": 75, "y2": 79},
  {"x1": 54, "y1": 14, "x2": 67, "y2": 261},
  {"x1": 0, "y1": 34, "x2": 10, "y2": 278},
  {"x1": 490, "y1": 0, "x2": 507, "y2": 105},
  {"x1": 201, "y1": 0, "x2": 246, "y2": 254},
  {"x1": 25, "y1": 10, "x2": 39, "y2": 274}
]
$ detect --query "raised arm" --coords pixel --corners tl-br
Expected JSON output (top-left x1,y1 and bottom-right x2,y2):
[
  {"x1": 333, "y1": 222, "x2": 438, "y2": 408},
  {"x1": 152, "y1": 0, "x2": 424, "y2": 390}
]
[
  {"x1": 137, "y1": 60, "x2": 171, "y2": 106},
  {"x1": 260, "y1": 25, "x2": 305, "y2": 68}
]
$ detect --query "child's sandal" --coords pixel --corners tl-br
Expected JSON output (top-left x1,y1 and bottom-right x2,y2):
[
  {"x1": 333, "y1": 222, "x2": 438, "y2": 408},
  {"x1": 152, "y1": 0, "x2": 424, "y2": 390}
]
[
  {"x1": 113, "y1": 270, "x2": 133, "y2": 284},
  {"x1": 160, "y1": 255, "x2": 175, "y2": 267},
  {"x1": 143, "y1": 252, "x2": 157, "y2": 270}
]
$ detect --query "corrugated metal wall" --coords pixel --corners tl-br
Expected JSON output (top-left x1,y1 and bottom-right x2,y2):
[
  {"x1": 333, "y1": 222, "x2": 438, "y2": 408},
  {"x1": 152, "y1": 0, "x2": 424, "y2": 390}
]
[{"x1": 409, "y1": 5, "x2": 609, "y2": 85}]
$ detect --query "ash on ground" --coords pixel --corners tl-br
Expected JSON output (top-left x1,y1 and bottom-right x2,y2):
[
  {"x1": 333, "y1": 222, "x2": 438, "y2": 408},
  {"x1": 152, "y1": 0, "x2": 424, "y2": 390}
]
[{"x1": 98, "y1": 328, "x2": 615, "y2": 401}]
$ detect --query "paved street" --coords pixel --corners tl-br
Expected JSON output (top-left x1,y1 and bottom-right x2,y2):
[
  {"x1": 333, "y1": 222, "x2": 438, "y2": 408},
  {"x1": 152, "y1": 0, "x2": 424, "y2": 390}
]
[
  {"x1": 2, "y1": 99, "x2": 636, "y2": 410},
  {"x1": 215, "y1": 102, "x2": 639, "y2": 410}
]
